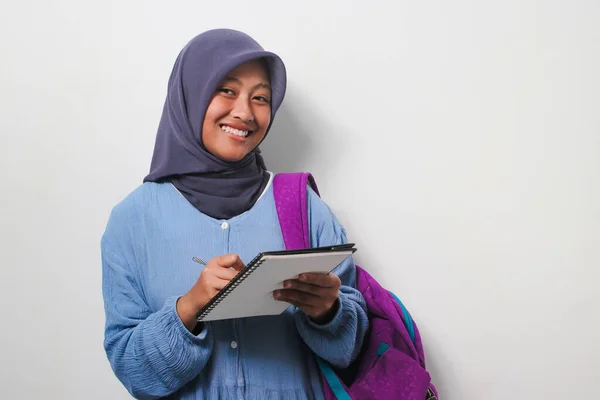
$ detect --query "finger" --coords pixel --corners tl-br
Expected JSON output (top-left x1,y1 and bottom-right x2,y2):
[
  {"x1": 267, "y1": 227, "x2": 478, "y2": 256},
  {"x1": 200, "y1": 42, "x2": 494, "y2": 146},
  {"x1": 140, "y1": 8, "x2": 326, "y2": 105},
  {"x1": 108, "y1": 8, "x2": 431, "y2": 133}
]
[
  {"x1": 280, "y1": 299, "x2": 319, "y2": 316},
  {"x1": 215, "y1": 254, "x2": 245, "y2": 271},
  {"x1": 208, "y1": 276, "x2": 232, "y2": 291},
  {"x1": 298, "y1": 273, "x2": 341, "y2": 288},
  {"x1": 274, "y1": 289, "x2": 322, "y2": 307},
  {"x1": 210, "y1": 267, "x2": 239, "y2": 281},
  {"x1": 273, "y1": 291, "x2": 318, "y2": 310},
  {"x1": 282, "y1": 280, "x2": 330, "y2": 297}
]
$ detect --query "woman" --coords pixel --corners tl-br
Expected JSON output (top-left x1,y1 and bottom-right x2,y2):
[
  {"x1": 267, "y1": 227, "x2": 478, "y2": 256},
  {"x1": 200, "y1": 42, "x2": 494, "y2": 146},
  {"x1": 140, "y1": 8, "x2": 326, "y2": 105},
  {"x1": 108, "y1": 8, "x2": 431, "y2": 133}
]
[{"x1": 101, "y1": 29, "x2": 369, "y2": 400}]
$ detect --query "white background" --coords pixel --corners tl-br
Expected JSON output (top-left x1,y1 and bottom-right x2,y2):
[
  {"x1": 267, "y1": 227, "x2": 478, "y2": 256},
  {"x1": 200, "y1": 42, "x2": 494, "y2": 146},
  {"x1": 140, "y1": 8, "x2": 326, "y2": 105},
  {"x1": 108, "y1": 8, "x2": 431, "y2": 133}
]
[{"x1": 1, "y1": 1, "x2": 599, "y2": 399}]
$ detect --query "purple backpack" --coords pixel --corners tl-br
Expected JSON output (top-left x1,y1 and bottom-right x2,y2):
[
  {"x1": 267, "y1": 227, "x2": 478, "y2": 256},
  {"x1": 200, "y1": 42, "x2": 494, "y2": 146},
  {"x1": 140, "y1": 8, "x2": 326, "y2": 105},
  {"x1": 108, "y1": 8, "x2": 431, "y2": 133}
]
[{"x1": 273, "y1": 172, "x2": 439, "y2": 400}]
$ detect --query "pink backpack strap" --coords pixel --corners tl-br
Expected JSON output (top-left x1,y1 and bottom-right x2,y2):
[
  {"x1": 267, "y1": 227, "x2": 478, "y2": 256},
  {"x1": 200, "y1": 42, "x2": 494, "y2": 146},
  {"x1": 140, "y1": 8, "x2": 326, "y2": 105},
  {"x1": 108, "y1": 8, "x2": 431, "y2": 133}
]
[{"x1": 272, "y1": 172, "x2": 319, "y2": 250}]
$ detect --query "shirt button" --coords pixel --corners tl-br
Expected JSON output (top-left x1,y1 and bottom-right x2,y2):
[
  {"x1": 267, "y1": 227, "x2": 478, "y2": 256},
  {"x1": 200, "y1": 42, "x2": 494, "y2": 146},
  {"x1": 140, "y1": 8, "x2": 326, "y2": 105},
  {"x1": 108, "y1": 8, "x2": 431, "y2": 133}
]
[
  {"x1": 221, "y1": 222, "x2": 229, "y2": 230},
  {"x1": 230, "y1": 341, "x2": 238, "y2": 349}
]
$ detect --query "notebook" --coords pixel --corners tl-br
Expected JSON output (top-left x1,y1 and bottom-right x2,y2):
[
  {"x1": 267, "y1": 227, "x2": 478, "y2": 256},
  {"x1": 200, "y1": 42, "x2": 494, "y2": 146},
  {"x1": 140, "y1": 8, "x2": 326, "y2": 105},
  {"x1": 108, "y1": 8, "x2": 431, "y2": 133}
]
[{"x1": 196, "y1": 244, "x2": 357, "y2": 322}]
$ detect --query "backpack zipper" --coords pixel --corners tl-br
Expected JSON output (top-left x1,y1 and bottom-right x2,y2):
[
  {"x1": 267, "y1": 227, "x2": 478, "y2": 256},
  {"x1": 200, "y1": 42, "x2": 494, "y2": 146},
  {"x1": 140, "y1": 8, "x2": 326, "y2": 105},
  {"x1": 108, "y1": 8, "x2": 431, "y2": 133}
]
[{"x1": 426, "y1": 387, "x2": 437, "y2": 399}]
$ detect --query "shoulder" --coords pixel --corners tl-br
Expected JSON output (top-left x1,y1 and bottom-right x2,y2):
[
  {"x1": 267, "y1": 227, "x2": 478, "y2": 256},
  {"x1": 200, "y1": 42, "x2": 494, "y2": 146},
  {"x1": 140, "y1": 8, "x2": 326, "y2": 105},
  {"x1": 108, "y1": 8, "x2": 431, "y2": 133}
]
[
  {"x1": 306, "y1": 185, "x2": 348, "y2": 246},
  {"x1": 108, "y1": 182, "x2": 162, "y2": 221},
  {"x1": 306, "y1": 185, "x2": 333, "y2": 219},
  {"x1": 103, "y1": 182, "x2": 169, "y2": 243}
]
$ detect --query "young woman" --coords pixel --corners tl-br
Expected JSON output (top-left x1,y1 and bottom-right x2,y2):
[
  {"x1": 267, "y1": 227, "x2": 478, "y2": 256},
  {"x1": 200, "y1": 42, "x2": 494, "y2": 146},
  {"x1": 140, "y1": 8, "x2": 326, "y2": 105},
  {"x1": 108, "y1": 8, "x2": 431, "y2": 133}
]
[{"x1": 101, "y1": 29, "x2": 369, "y2": 400}]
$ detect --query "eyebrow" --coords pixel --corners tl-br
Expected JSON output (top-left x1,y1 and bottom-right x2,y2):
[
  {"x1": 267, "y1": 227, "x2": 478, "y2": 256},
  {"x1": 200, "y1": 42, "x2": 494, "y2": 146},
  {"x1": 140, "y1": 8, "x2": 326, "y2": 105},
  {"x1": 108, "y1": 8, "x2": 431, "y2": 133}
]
[{"x1": 222, "y1": 77, "x2": 271, "y2": 91}]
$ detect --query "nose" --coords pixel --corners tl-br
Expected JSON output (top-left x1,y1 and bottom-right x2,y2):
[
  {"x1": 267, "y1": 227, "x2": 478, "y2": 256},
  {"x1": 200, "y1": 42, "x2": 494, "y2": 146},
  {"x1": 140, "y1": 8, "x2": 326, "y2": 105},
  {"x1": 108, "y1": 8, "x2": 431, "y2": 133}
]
[{"x1": 230, "y1": 96, "x2": 254, "y2": 123}]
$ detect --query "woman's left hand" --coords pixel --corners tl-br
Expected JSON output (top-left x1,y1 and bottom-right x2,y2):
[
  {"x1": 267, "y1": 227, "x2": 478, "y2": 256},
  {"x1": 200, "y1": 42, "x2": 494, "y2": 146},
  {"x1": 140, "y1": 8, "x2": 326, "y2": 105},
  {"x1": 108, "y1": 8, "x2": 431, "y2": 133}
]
[{"x1": 273, "y1": 273, "x2": 341, "y2": 324}]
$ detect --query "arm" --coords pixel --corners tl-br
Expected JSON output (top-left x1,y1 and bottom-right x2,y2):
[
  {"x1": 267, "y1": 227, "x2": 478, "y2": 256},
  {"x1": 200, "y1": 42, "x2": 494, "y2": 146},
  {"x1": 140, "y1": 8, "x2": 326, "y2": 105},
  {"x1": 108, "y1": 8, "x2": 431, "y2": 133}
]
[
  {"x1": 292, "y1": 187, "x2": 369, "y2": 368},
  {"x1": 102, "y1": 235, "x2": 213, "y2": 399}
]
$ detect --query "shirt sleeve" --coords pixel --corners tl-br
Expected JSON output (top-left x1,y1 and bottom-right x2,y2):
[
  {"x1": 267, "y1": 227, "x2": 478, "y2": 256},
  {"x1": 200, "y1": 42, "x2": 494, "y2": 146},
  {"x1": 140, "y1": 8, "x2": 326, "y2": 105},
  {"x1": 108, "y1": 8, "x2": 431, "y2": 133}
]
[
  {"x1": 293, "y1": 187, "x2": 369, "y2": 368},
  {"x1": 101, "y1": 214, "x2": 213, "y2": 399}
]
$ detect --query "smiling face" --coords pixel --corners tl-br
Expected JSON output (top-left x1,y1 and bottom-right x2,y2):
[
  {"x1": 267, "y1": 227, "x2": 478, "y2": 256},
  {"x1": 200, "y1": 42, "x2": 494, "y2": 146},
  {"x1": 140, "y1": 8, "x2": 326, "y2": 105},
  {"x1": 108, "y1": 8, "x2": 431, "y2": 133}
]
[{"x1": 201, "y1": 60, "x2": 272, "y2": 162}]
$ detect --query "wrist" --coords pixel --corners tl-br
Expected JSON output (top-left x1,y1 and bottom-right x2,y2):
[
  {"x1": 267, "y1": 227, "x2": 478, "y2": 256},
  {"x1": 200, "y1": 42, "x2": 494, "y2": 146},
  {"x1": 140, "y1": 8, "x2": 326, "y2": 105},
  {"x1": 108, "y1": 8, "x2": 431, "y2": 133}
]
[
  {"x1": 176, "y1": 293, "x2": 201, "y2": 331},
  {"x1": 310, "y1": 298, "x2": 340, "y2": 325}
]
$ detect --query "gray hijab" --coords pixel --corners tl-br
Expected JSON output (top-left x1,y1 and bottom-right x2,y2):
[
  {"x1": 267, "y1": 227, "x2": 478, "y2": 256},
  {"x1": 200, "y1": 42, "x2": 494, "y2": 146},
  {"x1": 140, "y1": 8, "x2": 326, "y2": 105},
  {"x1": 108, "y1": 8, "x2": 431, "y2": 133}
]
[{"x1": 143, "y1": 29, "x2": 287, "y2": 219}]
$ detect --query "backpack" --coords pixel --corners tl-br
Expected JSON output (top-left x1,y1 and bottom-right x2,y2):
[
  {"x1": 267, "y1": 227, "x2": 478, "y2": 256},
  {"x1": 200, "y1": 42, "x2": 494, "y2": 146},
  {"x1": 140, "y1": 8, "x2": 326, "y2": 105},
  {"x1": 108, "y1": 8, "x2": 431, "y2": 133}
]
[{"x1": 273, "y1": 172, "x2": 439, "y2": 400}]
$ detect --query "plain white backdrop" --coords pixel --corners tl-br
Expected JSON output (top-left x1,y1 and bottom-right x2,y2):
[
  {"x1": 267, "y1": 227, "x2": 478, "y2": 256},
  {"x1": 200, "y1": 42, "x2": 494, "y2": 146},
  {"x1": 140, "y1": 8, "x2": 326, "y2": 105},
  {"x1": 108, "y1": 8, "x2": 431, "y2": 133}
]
[{"x1": 1, "y1": 1, "x2": 599, "y2": 399}]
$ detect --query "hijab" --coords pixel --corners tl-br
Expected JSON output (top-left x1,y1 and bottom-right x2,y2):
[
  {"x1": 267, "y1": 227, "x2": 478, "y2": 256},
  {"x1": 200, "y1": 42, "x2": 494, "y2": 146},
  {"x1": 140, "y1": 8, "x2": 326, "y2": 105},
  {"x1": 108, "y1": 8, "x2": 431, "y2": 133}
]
[{"x1": 143, "y1": 29, "x2": 287, "y2": 219}]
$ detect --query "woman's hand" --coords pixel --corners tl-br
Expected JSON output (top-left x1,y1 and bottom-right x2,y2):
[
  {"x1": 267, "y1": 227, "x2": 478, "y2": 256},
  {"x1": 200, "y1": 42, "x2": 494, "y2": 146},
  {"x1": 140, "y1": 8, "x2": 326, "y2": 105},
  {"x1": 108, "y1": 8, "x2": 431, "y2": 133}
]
[
  {"x1": 273, "y1": 273, "x2": 342, "y2": 324},
  {"x1": 177, "y1": 254, "x2": 245, "y2": 331}
]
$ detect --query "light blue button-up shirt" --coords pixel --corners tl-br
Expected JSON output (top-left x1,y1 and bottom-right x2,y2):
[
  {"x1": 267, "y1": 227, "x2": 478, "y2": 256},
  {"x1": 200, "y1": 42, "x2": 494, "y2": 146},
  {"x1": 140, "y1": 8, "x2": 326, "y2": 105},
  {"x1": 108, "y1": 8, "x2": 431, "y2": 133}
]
[{"x1": 101, "y1": 176, "x2": 369, "y2": 399}]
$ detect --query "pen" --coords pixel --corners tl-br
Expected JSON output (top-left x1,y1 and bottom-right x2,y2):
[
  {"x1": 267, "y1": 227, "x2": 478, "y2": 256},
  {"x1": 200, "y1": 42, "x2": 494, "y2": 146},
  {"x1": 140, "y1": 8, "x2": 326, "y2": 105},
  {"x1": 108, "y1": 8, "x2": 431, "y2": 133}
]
[{"x1": 192, "y1": 256, "x2": 207, "y2": 265}]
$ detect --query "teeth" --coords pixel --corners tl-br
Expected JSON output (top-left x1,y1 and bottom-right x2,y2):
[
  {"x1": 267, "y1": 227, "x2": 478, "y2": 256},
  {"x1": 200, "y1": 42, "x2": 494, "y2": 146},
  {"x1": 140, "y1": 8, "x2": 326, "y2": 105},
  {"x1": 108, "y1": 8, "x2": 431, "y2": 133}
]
[{"x1": 221, "y1": 125, "x2": 249, "y2": 137}]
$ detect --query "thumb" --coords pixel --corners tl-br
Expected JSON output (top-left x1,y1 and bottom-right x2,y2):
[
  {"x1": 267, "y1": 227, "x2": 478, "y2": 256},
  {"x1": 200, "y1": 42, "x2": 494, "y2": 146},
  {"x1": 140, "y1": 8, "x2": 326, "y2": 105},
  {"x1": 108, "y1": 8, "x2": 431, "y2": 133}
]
[{"x1": 216, "y1": 254, "x2": 245, "y2": 271}]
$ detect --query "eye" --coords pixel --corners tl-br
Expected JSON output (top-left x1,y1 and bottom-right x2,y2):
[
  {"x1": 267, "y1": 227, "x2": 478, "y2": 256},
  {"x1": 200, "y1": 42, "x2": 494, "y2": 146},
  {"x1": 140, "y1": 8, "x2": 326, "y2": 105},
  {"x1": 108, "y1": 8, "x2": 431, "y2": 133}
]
[
  {"x1": 253, "y1": 95, "x2": 271, "y2": 104},
  {"x1": 217, "y1": 87, "x2": 235, "y2": 95}
]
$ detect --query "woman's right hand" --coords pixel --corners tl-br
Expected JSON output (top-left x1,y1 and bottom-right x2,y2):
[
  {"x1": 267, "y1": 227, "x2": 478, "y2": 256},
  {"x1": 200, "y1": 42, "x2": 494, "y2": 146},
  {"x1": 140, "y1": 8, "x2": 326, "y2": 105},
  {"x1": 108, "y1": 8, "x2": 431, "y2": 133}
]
[{"x1": 176, "y1": 254, "x2": 245, "y2": 331}]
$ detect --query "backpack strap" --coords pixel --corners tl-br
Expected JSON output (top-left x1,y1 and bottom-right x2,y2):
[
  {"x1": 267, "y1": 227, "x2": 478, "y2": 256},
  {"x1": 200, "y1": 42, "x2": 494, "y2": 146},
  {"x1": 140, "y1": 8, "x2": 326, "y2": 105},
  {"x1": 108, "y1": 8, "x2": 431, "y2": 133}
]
[
  {"x1": 390, "y1": 291, "x2": 416, "y2": 342},
  {"x1": 272, "y1": 172, "x2": 319, "y2": 250}
]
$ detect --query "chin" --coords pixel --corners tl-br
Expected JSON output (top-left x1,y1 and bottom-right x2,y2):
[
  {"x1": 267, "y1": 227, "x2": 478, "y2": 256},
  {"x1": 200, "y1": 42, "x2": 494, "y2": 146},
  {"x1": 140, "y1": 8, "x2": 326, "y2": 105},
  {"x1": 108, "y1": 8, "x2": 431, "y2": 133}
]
[{"x1": 216, "y1": 151, "x2": 248, "y2": 162}]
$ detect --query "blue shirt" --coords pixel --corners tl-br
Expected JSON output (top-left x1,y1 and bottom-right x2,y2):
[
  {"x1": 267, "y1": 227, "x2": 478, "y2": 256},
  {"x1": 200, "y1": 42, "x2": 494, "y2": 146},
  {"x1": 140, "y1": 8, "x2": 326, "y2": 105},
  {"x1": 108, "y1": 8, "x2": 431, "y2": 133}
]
[{"x1": 101, "y1": 176, "x2": 369, "y2": 399}]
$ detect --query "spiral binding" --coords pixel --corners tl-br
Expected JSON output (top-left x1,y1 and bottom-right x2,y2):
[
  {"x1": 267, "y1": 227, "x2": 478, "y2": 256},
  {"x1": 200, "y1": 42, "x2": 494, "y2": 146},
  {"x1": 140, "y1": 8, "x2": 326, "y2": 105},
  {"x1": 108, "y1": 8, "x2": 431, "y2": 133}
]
[{"x1": 196, "y1": 253, "x2": 266, "y2": 321}]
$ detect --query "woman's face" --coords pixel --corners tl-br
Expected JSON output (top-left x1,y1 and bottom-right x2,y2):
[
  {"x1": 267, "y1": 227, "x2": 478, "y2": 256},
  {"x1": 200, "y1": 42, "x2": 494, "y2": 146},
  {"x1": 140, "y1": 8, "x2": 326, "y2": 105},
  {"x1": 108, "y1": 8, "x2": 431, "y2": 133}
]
[{"x1": 201, "y1": 60, "x2": 272, "y2": 162}]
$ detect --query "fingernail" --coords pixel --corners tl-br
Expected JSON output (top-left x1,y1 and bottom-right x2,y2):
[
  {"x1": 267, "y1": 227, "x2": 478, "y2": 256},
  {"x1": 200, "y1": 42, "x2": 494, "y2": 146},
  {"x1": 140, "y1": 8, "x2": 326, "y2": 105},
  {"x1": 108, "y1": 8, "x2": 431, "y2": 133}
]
[
  {"x1": 284, "y1": 281, "x2": 291, "y2": 288},
  {"x1": 299, "y1": 274, "x2": 307, "y2": 281}
]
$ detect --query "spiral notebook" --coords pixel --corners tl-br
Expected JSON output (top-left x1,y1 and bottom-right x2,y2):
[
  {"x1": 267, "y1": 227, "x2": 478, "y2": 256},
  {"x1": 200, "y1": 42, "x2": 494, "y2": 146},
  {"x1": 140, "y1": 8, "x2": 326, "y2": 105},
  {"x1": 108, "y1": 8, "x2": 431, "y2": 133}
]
[{"x1": 196, "y1": 244, "x2": 356, "y2": 322}]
